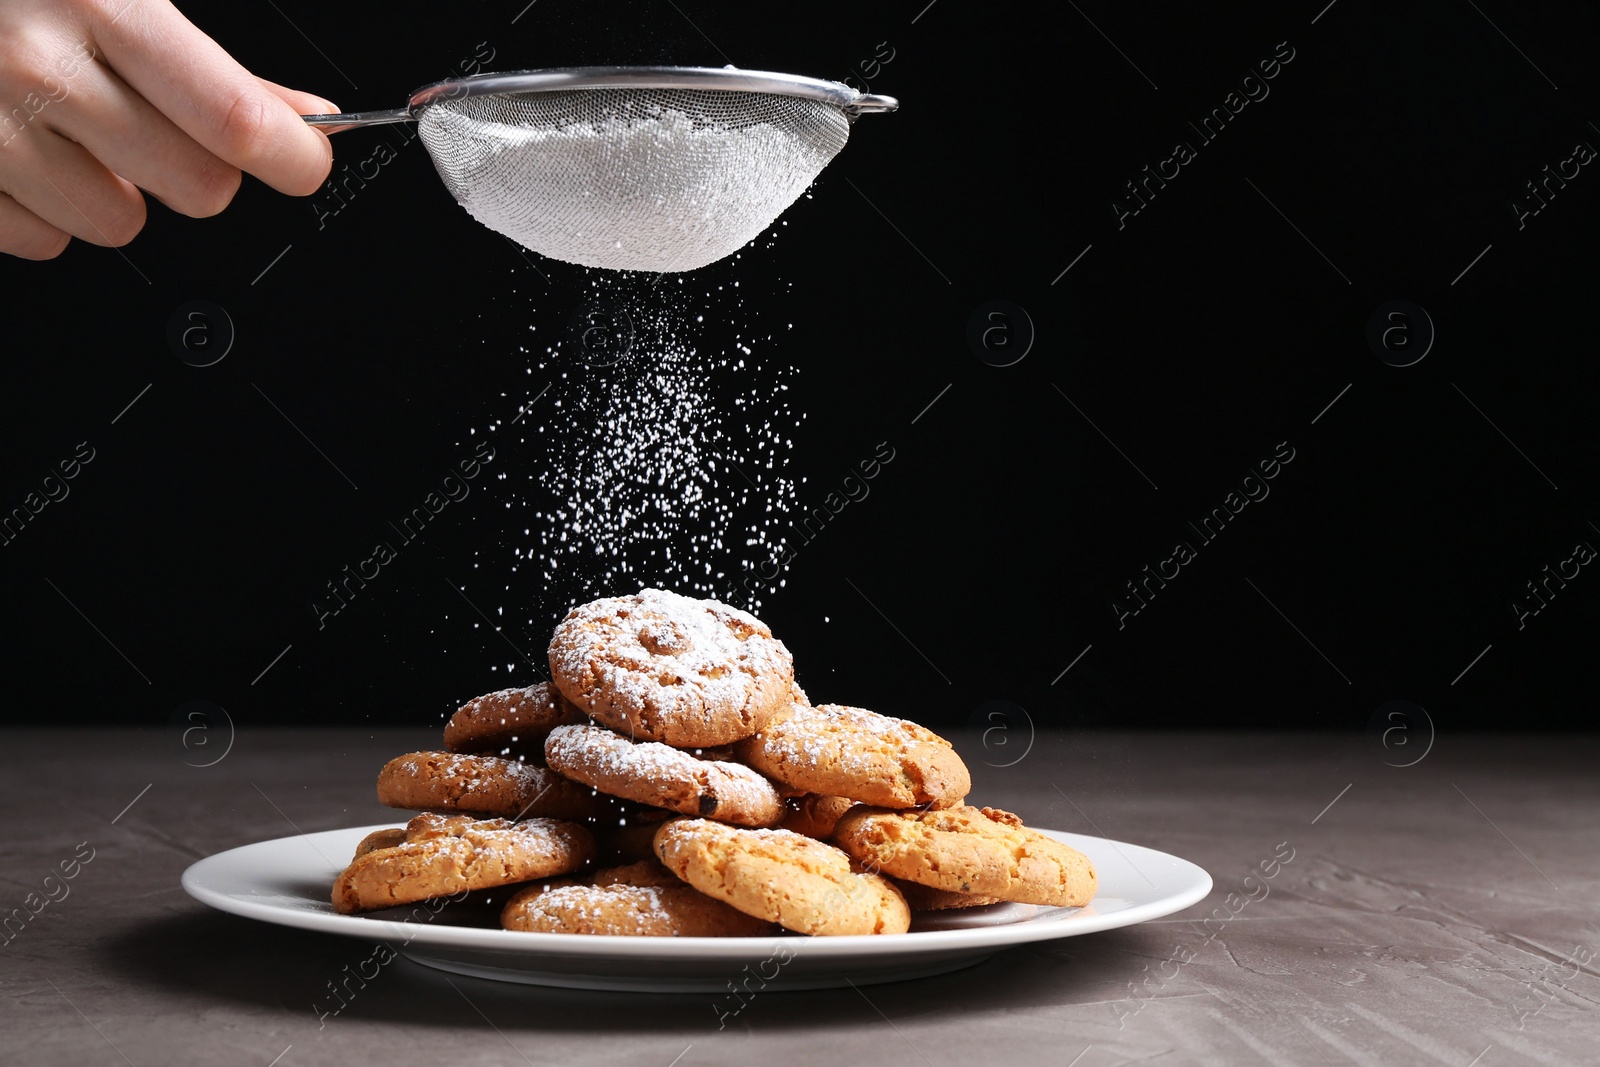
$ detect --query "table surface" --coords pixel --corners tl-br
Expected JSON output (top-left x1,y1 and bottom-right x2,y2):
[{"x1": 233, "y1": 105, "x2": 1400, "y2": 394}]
[{"x1": 3, "y1": 727, "x2": 1595, "y2": 1066}]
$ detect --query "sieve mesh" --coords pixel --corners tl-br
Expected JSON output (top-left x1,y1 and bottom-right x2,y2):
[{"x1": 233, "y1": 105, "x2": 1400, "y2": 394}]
[{"x1": 417, "y1": 88, "x2": 851, "y2": 272}]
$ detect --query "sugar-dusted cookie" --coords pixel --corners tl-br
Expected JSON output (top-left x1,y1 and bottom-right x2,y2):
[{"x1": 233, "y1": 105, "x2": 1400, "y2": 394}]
[
  {"x1": 735, "y1": 703, "x2": 970, "y2": 810},
  {"x1": 653, "y1": 818, "x2": 909, "y2": 936},
  {"x1": 832, "y1": 806, "x2": 1096, "y2": 908},
  {"x1": 548, "y1": 589, "x2": 795, "y2": 747},
  {"x1": 376, "y1": 750, "x2": 601, "y2": 821},
  {"x1": 501, "y1": 860, "x2": 777, "y2": 936},
  {"x1": 332, "y1": 813, "x2": 595, "y2": 914},
  {"x1": 444, "y1": 682, "x2": 586, "y2": 756},
  {"x1": 891, "y1": 878, "x2": 1002, "y2": 911},
  {"x1": 545, "y1": 724, "x2": 783, "y2": 827},
  {"x1": 777, "y1": 794, "x2": 855, "y2": 839}
]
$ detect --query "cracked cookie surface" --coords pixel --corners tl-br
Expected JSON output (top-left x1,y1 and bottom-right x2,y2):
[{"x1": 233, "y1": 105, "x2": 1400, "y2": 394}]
[
  {"x1": 444, "y1": 682, "x2": 586, "y2": 756},
  {"x1": 376, "y1": 750, "x2": 602, "y2": 821},
  {"x1": 832, "y1": 805, "x2": 1096, "y2": 907},
  {"x1": 546, "y1": 723, "x2": 783, "y2": 827},
  {"x1": 332, "y1": 813, "x2": 594, "y2": 914},
  {"x1": 654, "y1": 817, "x2": 909, "y2": 936},
  {"x1": 736, "y1": 703, "x2": 969, "y2": 809},
  {"x1": 549, "y1": 589, "x2": 795, "y2": 747}
]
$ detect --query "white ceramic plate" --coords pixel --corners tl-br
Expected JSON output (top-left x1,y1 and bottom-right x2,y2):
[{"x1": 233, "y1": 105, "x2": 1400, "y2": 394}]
[{"x1": 182, "y1": 824, "x2": 1211, "y2": 992}]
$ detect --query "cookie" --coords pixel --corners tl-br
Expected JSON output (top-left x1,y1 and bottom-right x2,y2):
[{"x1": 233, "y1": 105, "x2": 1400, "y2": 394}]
[
  {"x1": 332, "y1": 812, "x2": 595, "y2": 914},
  {"x1": 548, "y1": 589, "x2": 795, "y2": 747},
  {"x1": 376, "y1": 751, "x2": 602, "y2": 821},
  {"x1": 545, "y1": 724, "x2": 783, "y2": 827},
  {"x1": 735, "y1": 703, "x2": 970, "y2": 810},
  {"x1": 653, "y1": 818, "x2": 910, "y2": 936},
  {"x1": 501, "y1": 860, "x2": 777, "y2": 937},
  {"x1": 444, "y1": 682, "x2": 586, "y2": 756},
  {"x1": 891, "y1": 878, "x2": 1002, "y2": 911},
  {"x1": 777, "y1": 794, "x2": 855, "y2": 839},
  {"x1": 832, "y1": 806, "x2": 1096, "y2": 908},
  {"x1": 353, "y1": 827, "x2": 405, "y2": 859}
]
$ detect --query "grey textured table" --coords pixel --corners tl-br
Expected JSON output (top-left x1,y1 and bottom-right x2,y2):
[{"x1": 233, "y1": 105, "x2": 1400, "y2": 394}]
[{"x1": 3, "y1": 728, "x2": 1595, "y2": 1066}]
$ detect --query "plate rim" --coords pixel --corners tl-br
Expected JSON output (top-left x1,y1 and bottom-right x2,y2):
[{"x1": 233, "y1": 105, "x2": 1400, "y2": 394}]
[{"x1": 181, "y1": 823, "x2": 1213, "y2": 959}]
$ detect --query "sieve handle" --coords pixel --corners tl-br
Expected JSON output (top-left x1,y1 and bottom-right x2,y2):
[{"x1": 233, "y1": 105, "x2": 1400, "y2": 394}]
[
  {"x1": 847, "y1": 93, "x2": 899, "y2": 116},
  {"x1": 301, "y1": 109, "x2": 414, "y2": 135}
]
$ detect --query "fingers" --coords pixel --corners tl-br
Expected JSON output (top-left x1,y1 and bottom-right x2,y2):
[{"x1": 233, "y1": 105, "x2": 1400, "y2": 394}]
[
  {"x1": 39, "y1": 56, "x2": 242, "y2": 218},
  {"x1": 89, "y1": 0, "x2": 334, "y2": 195},
  {"x1": 0, "y1": 0, "x2": 341, "y2": 258},
  {"x1": 0, "y1": 125, "x2": 145, "y2": 246},
  {"x1": 0, "y1": 190, "x2": 70, "y2": 260}
]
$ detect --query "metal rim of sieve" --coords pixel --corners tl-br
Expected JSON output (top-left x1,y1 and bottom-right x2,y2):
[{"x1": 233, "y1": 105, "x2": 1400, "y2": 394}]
[{"x1": 303, "y1": 66, "x2": 899, "y2": 135}]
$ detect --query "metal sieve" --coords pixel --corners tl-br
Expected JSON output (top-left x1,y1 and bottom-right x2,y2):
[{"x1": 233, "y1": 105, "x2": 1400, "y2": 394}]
[{"x1": 303, "y1": 66, "x2": 897, "y2": 272}]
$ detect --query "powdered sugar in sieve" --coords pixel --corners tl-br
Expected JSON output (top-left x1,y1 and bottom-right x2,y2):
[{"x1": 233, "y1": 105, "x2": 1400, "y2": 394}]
[{"x1": 304, "y1": 67, "x2": 897, "y2": 272}]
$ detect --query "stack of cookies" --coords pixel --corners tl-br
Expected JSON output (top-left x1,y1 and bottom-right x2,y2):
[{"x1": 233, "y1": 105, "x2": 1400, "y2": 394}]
[{"x1": 332, "y1": 588, "x2": 1097, "y2": 937}]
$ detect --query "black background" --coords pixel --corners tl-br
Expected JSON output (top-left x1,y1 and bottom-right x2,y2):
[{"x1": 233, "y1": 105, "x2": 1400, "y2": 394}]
[{"x1": 2, "y1": 0, "x2": 1596, "y2": 734}]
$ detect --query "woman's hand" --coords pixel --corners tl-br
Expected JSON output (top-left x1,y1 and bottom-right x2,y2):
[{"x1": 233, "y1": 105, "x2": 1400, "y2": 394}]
[{"x1": 0, "y1": 0, "x2": 337, "y2": 259}]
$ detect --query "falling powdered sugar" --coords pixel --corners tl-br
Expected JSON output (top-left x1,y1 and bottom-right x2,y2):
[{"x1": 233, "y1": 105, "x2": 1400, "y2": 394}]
[
  {"x1": 460, "y1": 263, "x2": 806, "y2": 686},
  {"x1": 529, "y1": 281, "x2": 799, "y2": 610}
]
